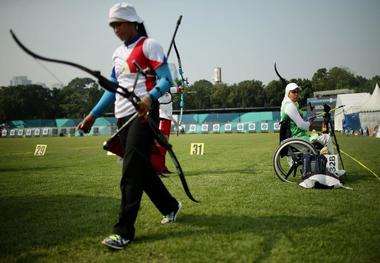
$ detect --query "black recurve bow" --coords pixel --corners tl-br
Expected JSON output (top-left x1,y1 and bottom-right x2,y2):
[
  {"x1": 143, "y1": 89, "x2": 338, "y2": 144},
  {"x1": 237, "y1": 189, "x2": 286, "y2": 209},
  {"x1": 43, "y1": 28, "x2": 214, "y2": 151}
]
[{"x1": 10, "y1": 29, "x2": 199, "y2": 203}]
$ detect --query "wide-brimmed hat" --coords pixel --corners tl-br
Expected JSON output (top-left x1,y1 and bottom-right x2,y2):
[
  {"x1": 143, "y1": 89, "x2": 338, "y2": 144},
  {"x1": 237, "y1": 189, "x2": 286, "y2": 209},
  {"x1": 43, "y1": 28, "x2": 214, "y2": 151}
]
[{"x1": 108, "y1": 2, "x2": 143, "y2": 24}]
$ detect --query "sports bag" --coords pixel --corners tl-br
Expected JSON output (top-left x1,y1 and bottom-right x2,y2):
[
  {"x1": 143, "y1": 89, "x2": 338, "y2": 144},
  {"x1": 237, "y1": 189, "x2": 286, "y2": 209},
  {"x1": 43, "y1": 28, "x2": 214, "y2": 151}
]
[{"x1": 302, "y1": 153, "x2": 327, "y2": 179}]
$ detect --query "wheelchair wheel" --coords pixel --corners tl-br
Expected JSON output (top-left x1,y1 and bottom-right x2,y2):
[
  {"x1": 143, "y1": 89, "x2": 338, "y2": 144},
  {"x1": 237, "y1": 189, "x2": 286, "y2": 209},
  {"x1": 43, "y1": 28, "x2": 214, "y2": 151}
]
[{"x1": 273, "y1": 138, "x2": 317, "y2": 183}]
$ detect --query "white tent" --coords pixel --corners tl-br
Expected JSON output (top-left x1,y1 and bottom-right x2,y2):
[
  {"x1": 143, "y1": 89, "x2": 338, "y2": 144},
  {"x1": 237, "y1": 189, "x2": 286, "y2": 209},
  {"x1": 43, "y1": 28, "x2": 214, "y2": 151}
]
[
  {"x1": 359, "y1": 83, "x2": 380, "y2": 131},
  {"x1": 334, "y1": 92, "x2": 370, "y2": 131}
]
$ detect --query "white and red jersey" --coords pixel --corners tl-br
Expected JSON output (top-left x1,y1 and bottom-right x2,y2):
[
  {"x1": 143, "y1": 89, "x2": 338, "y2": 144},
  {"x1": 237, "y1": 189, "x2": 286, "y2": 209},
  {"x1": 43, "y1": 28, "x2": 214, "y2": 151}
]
[{"x1": 112, "y1": 36, "x2": 165, "y2": 118}]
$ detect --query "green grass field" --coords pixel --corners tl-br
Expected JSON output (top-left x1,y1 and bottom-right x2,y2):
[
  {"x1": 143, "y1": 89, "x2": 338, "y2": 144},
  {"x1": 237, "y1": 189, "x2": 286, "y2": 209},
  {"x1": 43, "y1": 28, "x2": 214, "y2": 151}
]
[{"x1": 1, "y1": 133, "x2": 379, "y2": 263}]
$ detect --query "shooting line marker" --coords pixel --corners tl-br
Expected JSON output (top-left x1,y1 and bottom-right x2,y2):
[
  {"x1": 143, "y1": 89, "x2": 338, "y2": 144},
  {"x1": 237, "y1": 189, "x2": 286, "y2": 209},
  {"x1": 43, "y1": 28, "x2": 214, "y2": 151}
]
[
  {"x1": 34, "y1": 144, "x2": 47, "y2": 156},
  {"x1": 340, "y1": 150, "x2": 380, "y2": 181},
  {"x1": 190, "y1": 143, "x2": 204, "y2": 155}
]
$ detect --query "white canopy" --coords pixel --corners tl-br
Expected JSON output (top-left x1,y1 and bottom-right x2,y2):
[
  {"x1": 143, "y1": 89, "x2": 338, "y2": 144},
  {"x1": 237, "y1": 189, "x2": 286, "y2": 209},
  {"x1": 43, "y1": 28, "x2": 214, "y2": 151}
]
[
  {"x1": 334, "y1": 92, "x2": 370, "y2": 131},
  {"x1": 360, "y1": 83, "x2": 380, "y2": 112},
  {"x1": 359, "y1": 83, "x2": 380, "y2": 131},
  {"x1": 334, "y1": 83, "x2": 380, "y2": 132}
]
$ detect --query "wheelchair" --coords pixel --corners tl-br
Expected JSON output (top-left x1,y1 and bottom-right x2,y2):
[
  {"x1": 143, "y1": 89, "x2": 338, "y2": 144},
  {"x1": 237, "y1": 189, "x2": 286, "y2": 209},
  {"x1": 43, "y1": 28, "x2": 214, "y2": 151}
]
[{"x1": 272, "y1": 120, "x2": 323, "y2": 183}]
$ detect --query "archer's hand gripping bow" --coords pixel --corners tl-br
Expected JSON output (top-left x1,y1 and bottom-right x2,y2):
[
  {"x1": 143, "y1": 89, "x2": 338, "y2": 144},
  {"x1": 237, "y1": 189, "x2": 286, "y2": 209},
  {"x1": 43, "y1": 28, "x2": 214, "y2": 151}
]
[{"x1": 10, "y1": 29, "x2": 199, "y2": 203}]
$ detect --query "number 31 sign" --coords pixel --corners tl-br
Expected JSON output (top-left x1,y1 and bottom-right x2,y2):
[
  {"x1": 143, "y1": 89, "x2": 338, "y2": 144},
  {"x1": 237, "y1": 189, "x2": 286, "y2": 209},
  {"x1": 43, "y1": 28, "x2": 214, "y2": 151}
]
[{"x1": 190, "y1": 143, "x2": 204, "y2": 155}]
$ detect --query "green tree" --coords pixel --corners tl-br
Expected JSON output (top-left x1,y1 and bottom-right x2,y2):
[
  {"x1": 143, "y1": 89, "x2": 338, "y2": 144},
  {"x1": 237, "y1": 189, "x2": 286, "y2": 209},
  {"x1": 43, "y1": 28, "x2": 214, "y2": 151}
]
[
  {"x1": 1, "y1": 66, "x2": 378, "y2": 121},
  {"x1": 0, "y1": 85, "x2": 55, "y2": 121},
  {"x1": 177, "y1": 80, "x2": 212, "y2": 110},
  {"x1": 59, "y1": 78, "x2": 103, "y2": 118},
  {"x1": 311, "y1": 67, "x2": 359, "y2": 91},
  {"x1": 264, "y1": 80, "x2": 284, "y2": 107},
  {"x1": 234, "y1": 80, "x2": 265, "y2": 107},
  {"x1": 210, "y1": 83, "x2": 229, "y2": 108},
  {"x1": 355, "y1": 75, "x2": 380, "y2": 93}
]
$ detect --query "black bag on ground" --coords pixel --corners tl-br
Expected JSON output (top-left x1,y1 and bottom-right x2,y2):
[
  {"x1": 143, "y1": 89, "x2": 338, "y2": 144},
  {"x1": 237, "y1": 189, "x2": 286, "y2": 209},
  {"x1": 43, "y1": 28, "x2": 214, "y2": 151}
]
[{"x1": 302, "y1": 153, "x2": 327, "y2": 179}]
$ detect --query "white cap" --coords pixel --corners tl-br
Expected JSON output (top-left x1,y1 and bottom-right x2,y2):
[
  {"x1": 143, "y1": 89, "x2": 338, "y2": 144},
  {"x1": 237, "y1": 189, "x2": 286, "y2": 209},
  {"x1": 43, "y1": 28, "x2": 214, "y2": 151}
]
[
  {"x1": 285, "y1": 82, "x2": 301, "y2": 96},
  {"x1": 286, "y1": 83, "x2": 300, "y2": 91},
  {"x1": 108, "y1": 2, "x2": 143, "y2": 25}
]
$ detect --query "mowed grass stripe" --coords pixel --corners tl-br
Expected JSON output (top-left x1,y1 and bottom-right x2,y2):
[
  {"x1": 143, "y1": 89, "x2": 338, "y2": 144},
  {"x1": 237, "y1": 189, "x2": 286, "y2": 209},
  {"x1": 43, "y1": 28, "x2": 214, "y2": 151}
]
[{"x1": 0, "y1": 133, "x2": 379, "y2": 263}]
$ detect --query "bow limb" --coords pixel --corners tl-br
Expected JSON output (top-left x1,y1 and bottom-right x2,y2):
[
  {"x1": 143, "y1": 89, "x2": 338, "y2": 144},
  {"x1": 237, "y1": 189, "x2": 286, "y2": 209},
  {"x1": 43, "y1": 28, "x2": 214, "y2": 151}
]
[
  {"x1": 10, "y1": 30, "x2": 141, "y2": 107},
  {"x1": 10, "y1": 30, "x2": 101, "y2": 78},
  {"x1": 166, "y1": 16, "x2": 188, "y2": 132},
  {"x1": 167, "y1": 15, "x2": 183, "y2": 58},
  {"x1": 147, "y1": 118, "x2": 199, "y2": 202},
  {"x1": 173, "y1": 40, "x2": 188, "y2": 130},
  {"x1": 274, "y1": 62, "x2": 288, "y2": 87},
  {"x1": 167, "y1": 147, "x2": 199, "y2": 203}
]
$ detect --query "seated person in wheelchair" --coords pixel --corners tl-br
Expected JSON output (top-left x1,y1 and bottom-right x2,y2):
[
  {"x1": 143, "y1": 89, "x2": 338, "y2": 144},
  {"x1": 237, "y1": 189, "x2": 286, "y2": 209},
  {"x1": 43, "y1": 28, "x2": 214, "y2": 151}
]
[{"x1": 280, "y1": 83, "x2": 334, "y2": 155}]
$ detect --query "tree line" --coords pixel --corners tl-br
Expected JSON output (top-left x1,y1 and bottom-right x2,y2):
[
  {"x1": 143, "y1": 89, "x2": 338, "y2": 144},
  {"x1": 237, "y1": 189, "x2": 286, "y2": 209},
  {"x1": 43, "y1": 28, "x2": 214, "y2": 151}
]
[
  {"x1": 0, "y1": 78, "x2": 104, "y2": 121},
  {"x1": 0, "y1": 66, "x2": 379, "y2": 122}
]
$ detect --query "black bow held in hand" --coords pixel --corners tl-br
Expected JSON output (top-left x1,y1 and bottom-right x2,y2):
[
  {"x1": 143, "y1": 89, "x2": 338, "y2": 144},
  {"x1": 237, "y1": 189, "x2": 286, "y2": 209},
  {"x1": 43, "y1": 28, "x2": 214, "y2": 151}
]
[{"x1": 10, "y1": 29, "x2": 199, "y2": 203}]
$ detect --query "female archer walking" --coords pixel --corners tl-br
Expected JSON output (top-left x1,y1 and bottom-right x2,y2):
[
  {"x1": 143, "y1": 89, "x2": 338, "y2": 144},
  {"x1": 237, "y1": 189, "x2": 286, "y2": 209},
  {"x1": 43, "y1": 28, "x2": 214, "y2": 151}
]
[{"x1": 77, "y1": 2, "x2": 181, "y2": 250}]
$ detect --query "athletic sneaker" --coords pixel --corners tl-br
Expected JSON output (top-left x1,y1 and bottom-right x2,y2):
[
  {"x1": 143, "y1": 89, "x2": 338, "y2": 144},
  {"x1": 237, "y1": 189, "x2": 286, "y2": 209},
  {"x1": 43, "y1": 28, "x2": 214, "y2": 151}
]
[
  {"x1": 334, "y1": 169, "x2": 346, "y2": 177},
  {"x1": 162, "y1": 167, "x2": 172, "y2": 174},
  {"x1": 161, "y1": 201, "x2": 182, "y2": 224},
  {"x1": 101, "y1": 234, "x2": 131, "y2": 250},
  {"x1": 157, "y1": 173, "x2": 168, "y2": 178}
]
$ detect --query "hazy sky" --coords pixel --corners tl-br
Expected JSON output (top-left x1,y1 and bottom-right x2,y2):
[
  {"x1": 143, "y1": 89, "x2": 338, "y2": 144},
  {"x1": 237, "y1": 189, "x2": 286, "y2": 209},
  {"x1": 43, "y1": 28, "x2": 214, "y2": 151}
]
[{"x1": 1, "y1": 0, "x2": 379, "y2": 87}]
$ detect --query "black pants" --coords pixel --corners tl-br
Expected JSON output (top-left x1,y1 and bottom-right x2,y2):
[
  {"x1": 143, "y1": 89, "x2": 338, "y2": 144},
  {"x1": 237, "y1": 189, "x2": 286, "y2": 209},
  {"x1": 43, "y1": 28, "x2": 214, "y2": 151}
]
[{"x1": 113, "y1": 107, "x2": 178, "y2": 240}]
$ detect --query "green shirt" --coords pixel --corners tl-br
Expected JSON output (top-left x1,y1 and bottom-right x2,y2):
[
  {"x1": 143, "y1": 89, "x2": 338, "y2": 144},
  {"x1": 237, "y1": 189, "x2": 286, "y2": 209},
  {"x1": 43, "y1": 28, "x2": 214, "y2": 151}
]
[{"x1": 281, "y1": 100, "x2": 310, "y2": 141}]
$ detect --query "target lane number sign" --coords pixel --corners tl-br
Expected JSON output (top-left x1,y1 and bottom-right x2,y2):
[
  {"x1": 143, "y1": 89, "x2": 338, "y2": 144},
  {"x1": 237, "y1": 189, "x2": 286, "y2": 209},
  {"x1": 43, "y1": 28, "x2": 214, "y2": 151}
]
[
  {"x1": 325, "y1": 154, "x2": 338, "y2": 173},
  {"x1": 190, "y1": 143, "x2": 204, "y2": 155},
  {"x1": 34, "y1": 144, "x2": 47, "y2": 156}
]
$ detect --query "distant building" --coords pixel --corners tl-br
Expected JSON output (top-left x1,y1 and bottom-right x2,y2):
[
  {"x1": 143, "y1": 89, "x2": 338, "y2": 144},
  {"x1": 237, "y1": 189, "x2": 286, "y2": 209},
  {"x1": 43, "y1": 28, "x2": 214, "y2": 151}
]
[
  {"x1": 213, "y1": 67, "x2": 222, "y2": 84},
  {"x1": 10, "y1": 76, "x2": 32, "y2": 86},
  {"x1": 313, "y1": 89, "x2": 354, "y2": 98}
]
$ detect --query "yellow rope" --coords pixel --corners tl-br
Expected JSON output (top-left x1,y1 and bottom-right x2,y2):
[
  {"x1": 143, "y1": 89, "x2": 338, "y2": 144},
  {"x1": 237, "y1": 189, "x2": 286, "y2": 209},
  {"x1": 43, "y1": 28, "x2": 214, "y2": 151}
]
[{"x1": 340, "y1": 149, "x2": 380, "y2": 180}]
